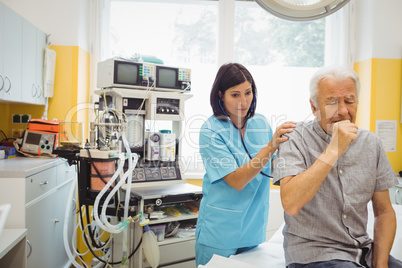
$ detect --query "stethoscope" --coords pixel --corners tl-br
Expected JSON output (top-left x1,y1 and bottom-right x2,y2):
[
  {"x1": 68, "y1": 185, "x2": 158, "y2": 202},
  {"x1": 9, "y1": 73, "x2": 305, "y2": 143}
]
[{"x1": 219, "y1": 98, "x2": 273, "y2": 178}]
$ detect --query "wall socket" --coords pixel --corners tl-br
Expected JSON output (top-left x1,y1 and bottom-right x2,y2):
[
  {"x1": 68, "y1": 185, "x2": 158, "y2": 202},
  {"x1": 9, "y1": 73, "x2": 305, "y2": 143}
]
[
  {"x1": 11, "y1": 129, "x2": 24, "y2": 138},
  {"x1": 12, "y1": 114, "x2": 31, "y2": 124}
]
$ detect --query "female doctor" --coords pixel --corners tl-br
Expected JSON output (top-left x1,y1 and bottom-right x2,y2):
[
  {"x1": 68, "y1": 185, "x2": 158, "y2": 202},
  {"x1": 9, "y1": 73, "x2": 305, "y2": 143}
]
[{"x1": 195, "y1": 63, "x2": 295, "y2": 267}]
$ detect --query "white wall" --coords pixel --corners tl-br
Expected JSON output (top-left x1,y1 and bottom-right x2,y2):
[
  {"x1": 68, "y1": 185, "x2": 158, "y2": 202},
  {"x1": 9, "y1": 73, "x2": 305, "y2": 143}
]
[
  {"x1": 354, "y1": 0, "x2": 402, "y2": 62},
  {"x1": 0, "y1": 0, "x2": 89, "y2": 50},
  {"x1": 354, "y1": 0, "x2": 374, "y2": 62},
  {"x1": 372, "y1": 0, "x2": 402, "y2": 59}
]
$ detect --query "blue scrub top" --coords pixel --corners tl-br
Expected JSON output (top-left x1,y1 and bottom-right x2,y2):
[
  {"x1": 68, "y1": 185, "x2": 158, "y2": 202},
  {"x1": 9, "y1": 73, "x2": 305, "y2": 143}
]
[{"x1": 196, "y1": 113, "x2": 274, "y2": 249}]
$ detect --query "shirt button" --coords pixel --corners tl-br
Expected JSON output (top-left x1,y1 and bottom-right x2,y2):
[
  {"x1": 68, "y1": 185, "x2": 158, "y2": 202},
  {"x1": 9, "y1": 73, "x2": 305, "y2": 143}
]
[
  {"x1": 339, "y1": 170, "x2": 343, "y2": 174},
  {"x1": 343, "y1": 193, "x2": 347, "y2": 197},
  {"x1": 343, "y1": 214, "x2": 347, "y2": 219}
]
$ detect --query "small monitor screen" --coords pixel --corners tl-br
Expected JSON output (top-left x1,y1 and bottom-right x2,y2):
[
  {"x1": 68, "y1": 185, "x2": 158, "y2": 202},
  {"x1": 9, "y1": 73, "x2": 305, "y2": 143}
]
[
  {"x1": 157, "y1": 67, "x2": 177, "y2": 88},
  {"x1": 26, "y1": 132, "x2": 41, "y2": 145},
  {"x1": 116, "y1": 62, "x2": 138, "y2": 85}
]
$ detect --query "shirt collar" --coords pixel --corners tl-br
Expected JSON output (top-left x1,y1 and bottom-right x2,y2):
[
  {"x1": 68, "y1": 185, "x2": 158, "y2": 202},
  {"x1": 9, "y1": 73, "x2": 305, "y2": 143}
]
[{"x1": 312, "y1": 117, "x2": 332, "y2": 143}]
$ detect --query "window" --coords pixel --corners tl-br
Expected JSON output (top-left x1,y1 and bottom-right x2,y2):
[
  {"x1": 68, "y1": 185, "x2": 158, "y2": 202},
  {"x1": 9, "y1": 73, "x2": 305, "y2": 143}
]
[
  {"x1": 234, "y1": 1, "x2": 324, "y2": 131},
  {"x1": 100, "y1": 0, "x2": 347, "y2": 178}
]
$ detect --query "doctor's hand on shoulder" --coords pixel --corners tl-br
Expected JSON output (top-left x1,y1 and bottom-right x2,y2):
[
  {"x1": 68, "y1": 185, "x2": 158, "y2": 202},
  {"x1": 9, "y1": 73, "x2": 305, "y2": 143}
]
[{"x1": 268, "y1": 121, "x2": 297, "y2": 151}]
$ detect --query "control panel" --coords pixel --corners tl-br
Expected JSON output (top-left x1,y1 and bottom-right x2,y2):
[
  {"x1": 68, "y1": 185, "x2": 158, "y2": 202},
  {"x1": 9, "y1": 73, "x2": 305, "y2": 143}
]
[
  {"x1": 140, "y1": 63, "x2": 156, "y2": 86},
  {"x1": 178, "y1": 68, "x2": 191, "y2": 81},
  {"x1": 132, "y1": 165, "x2": 179, "y2": 182},
  {"x1": 156, "y1": 98, "x2": 180, "y2": 115}
]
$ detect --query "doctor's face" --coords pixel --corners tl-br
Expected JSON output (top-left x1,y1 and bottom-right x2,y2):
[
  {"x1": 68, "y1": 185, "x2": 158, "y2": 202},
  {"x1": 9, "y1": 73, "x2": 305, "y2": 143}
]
[
  {"x1": 220, "y1": 81, "x2": 253, "y2": 122},
  {"x1": 310, "y1": 77, "x2": 358, "y2": 135}
]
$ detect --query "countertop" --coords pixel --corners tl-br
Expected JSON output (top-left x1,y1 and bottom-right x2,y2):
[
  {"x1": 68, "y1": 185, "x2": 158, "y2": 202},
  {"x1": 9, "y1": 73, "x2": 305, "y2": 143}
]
[
  {"x1": 0, "y1": 229, "x2": 27, "y2": 260},
  {"x1": 0, "y1": 157, "x2": 64, "y2": 178}
]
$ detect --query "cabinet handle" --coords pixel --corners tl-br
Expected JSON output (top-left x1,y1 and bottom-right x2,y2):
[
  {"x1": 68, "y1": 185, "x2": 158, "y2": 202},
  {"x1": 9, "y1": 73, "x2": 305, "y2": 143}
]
[
  {"x1": 4, "y1": 76, "x2": 11, "y2": 93},
  {"x1": 0, "y1": 74, "x2": 4, "y2": 91},
  {"x1": 27, "y1": 239, "x2": 32, "y2": 258},
  {"x1": 396, "y1": 189, "x2": 400, "y2": 205},
  {"x1": 39, "y1": 181, "x2": 49, "y2": 185},
  {"x1": 72, "y1": 199, "x2": 78, "y2": 213},
  {"x1": 36, "y1": 85, "x2": 42, "y2": 97},
  {"x1": 32, "y1": 84, "x2": 37, "y2": 97},
  {"x1": 54, "y1": 219, "x2": 60, "y2": 224}
]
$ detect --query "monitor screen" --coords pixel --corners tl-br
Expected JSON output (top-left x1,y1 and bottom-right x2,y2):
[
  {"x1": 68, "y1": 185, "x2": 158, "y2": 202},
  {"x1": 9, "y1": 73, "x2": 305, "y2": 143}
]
[
  {"x1": 157, "y1": 67, "x2": 177, "y2": 88},
  {"x1": 26, "y1": 132, "x2": 42, "y2": 145},
  {"x1": 115, "y1": 62, "x2": 139, "y2": 85}
]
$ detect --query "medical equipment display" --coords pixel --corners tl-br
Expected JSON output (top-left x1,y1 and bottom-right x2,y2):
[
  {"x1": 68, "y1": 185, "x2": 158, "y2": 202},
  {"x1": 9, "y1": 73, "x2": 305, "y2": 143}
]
[
  {"x1": 97, "y1": 58, "x2": 191, "y2": 92},
  {"x1": 21, "y1": 130, "x2": 57, "y2": 155},
  {"x1": 55, "y1": 84, "x2": 202, "y2": 267}
]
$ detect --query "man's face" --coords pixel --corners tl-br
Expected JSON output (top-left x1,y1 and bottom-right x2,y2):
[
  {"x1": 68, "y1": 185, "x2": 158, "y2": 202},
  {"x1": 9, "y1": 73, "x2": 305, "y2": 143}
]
[{"x1": 310, "y1": 77, "x2": 358, "y2": 135}]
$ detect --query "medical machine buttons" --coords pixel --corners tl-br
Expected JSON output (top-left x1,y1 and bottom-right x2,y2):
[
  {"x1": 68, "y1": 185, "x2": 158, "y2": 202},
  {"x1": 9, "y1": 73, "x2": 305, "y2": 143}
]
[
  {"x1": 132, "y1": 168, "x2": 145, "y2": 181},
  {"x1": 155, "y1": 198, "x2": 162, "y2": 206},
  {"x1": 150, "y1": 133, "x2": 160, "y2": 142},
  {"x1": 168, "y1": 167, "x2": 177, "y2": 178},
  {"x1": 144, "y1": 168, "x2": 161, "y2": 181}
]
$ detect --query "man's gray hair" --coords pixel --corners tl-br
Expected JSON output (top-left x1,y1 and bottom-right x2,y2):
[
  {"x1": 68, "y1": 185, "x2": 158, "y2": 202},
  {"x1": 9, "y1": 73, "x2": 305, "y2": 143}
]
[{"x1": 309, "y1": 66, "x2": 361, "y2": 106}]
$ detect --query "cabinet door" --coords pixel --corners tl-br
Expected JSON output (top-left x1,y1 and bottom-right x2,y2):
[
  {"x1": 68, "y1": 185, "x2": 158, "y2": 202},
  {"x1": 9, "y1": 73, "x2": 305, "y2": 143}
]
[
  {"x1": 0, "y1": 3, "x2": 5, "y2": 99},
  {"x1": 26, "y1": 191, "x2": 57, "y2": 268},
  {"x1": 53, "y1": 180, "x2": 75, "y2": 268},
  {"x1": 21, "y1": 19, "x2": 37, "y2": 104},
  {"x1": 3, "y1": 5, "x2": 22, "y2": 102},
  {"x1": 35, "y1": 30, "x2": 46, "y2": 105}
]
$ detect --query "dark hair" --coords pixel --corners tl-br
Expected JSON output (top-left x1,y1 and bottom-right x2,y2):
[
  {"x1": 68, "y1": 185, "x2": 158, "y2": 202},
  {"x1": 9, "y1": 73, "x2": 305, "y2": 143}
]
[{"x1": 210, "y1": 62, "x2": 257, "y2": 120}]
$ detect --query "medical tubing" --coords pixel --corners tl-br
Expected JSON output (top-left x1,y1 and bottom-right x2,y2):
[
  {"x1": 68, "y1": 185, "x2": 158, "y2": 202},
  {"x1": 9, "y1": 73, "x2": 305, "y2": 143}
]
[
  {"x1": 122, "y1": 132, "x2": 134, "y2": 258},
  {"x1": 99, "y1": 165, "x2": 129, "y2": 229},
  {"x1": 80, "y1": 201, "x2": 142, "y2": 266},
  {"x1": 63, "y1": 176, "x2": 89, "y2": 268},
  {"x1": 99, "y1": 138, "x2": 137, "y2": 232},
  {"x1": 78, "y1": 203, "x2": 111, "y2": 266},
  {"x1": 85, "y1": 204, "x2": 108, "y2": 249},
  {"x1": 101, "y1": 140, "x2": 138, "y2": 230},
  {"x1": 93, "y1": 153, "x2": 125, "y2": 233}
]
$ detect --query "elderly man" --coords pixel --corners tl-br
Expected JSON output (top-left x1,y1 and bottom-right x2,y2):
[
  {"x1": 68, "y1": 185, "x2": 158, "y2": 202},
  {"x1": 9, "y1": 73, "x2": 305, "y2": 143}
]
[{"x1": 273, "y1": 66, "x2": 402, "y2": 268}]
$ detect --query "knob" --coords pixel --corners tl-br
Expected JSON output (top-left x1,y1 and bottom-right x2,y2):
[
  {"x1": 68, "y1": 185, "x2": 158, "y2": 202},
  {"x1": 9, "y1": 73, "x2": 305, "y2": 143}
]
[{"x1": 155, "y1": 199, "x2": 162, "y2": 206}]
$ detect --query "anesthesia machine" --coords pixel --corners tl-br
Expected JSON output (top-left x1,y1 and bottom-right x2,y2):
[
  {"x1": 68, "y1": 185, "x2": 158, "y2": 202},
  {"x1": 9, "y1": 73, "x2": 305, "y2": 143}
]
[{"x1": 58, "y1": 58, "x2": 202, "y2": 268}]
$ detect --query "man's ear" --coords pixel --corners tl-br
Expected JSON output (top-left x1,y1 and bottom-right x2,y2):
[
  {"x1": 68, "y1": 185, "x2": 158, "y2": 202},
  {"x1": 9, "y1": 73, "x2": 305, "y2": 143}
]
[{"x1": 310, "y1": 99, "x2": 318, "y2": 116}]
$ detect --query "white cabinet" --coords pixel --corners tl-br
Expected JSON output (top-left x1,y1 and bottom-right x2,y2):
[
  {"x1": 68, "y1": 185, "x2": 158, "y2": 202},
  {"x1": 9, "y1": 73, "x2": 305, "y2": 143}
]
[
  {"x1": 0, "y1": 3, "x2": 4, "y2": 99},
  {"x1": 0, "y1": 158, "x2": 76, "y2": 268},
  {"x1": 0, "y1": 2, "x2": 46, "y2": 105},
  {"x1": 2, "y1": 4, "x2": 22, "y2": 102},
  {"x1": 22, "y1": 20, "x2": 37, "y2": 104},
  {"x1": 21, "y1": 19, "x2": 46, "y2": 104},
  {"x1": 35, "y1": 30, "x2": 46, "y2": 105}
]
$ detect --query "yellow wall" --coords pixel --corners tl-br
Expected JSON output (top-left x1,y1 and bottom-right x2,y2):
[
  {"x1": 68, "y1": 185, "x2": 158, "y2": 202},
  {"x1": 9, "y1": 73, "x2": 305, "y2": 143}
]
[
  {"x1": 0, "y1": 45, "x2": 90, "y2": 141},
  {"x1": 354, "y1": 58, "x2": 402, "y2": 173}
]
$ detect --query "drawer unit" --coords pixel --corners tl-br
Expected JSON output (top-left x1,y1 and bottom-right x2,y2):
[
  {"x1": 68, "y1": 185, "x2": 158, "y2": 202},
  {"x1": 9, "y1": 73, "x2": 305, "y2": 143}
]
[
  {"x1": 0, "y1": 158, "x2": 75, "y2": 268},
  {"x1": 56, "y1": 160, "x2": 76, "y2": 185},
  {"x1": 25, "y1": 166, "x2": 57, "y2": 203},
  {"x1": 143, "y1": 239, "x2": 196, "y2": 268}
]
